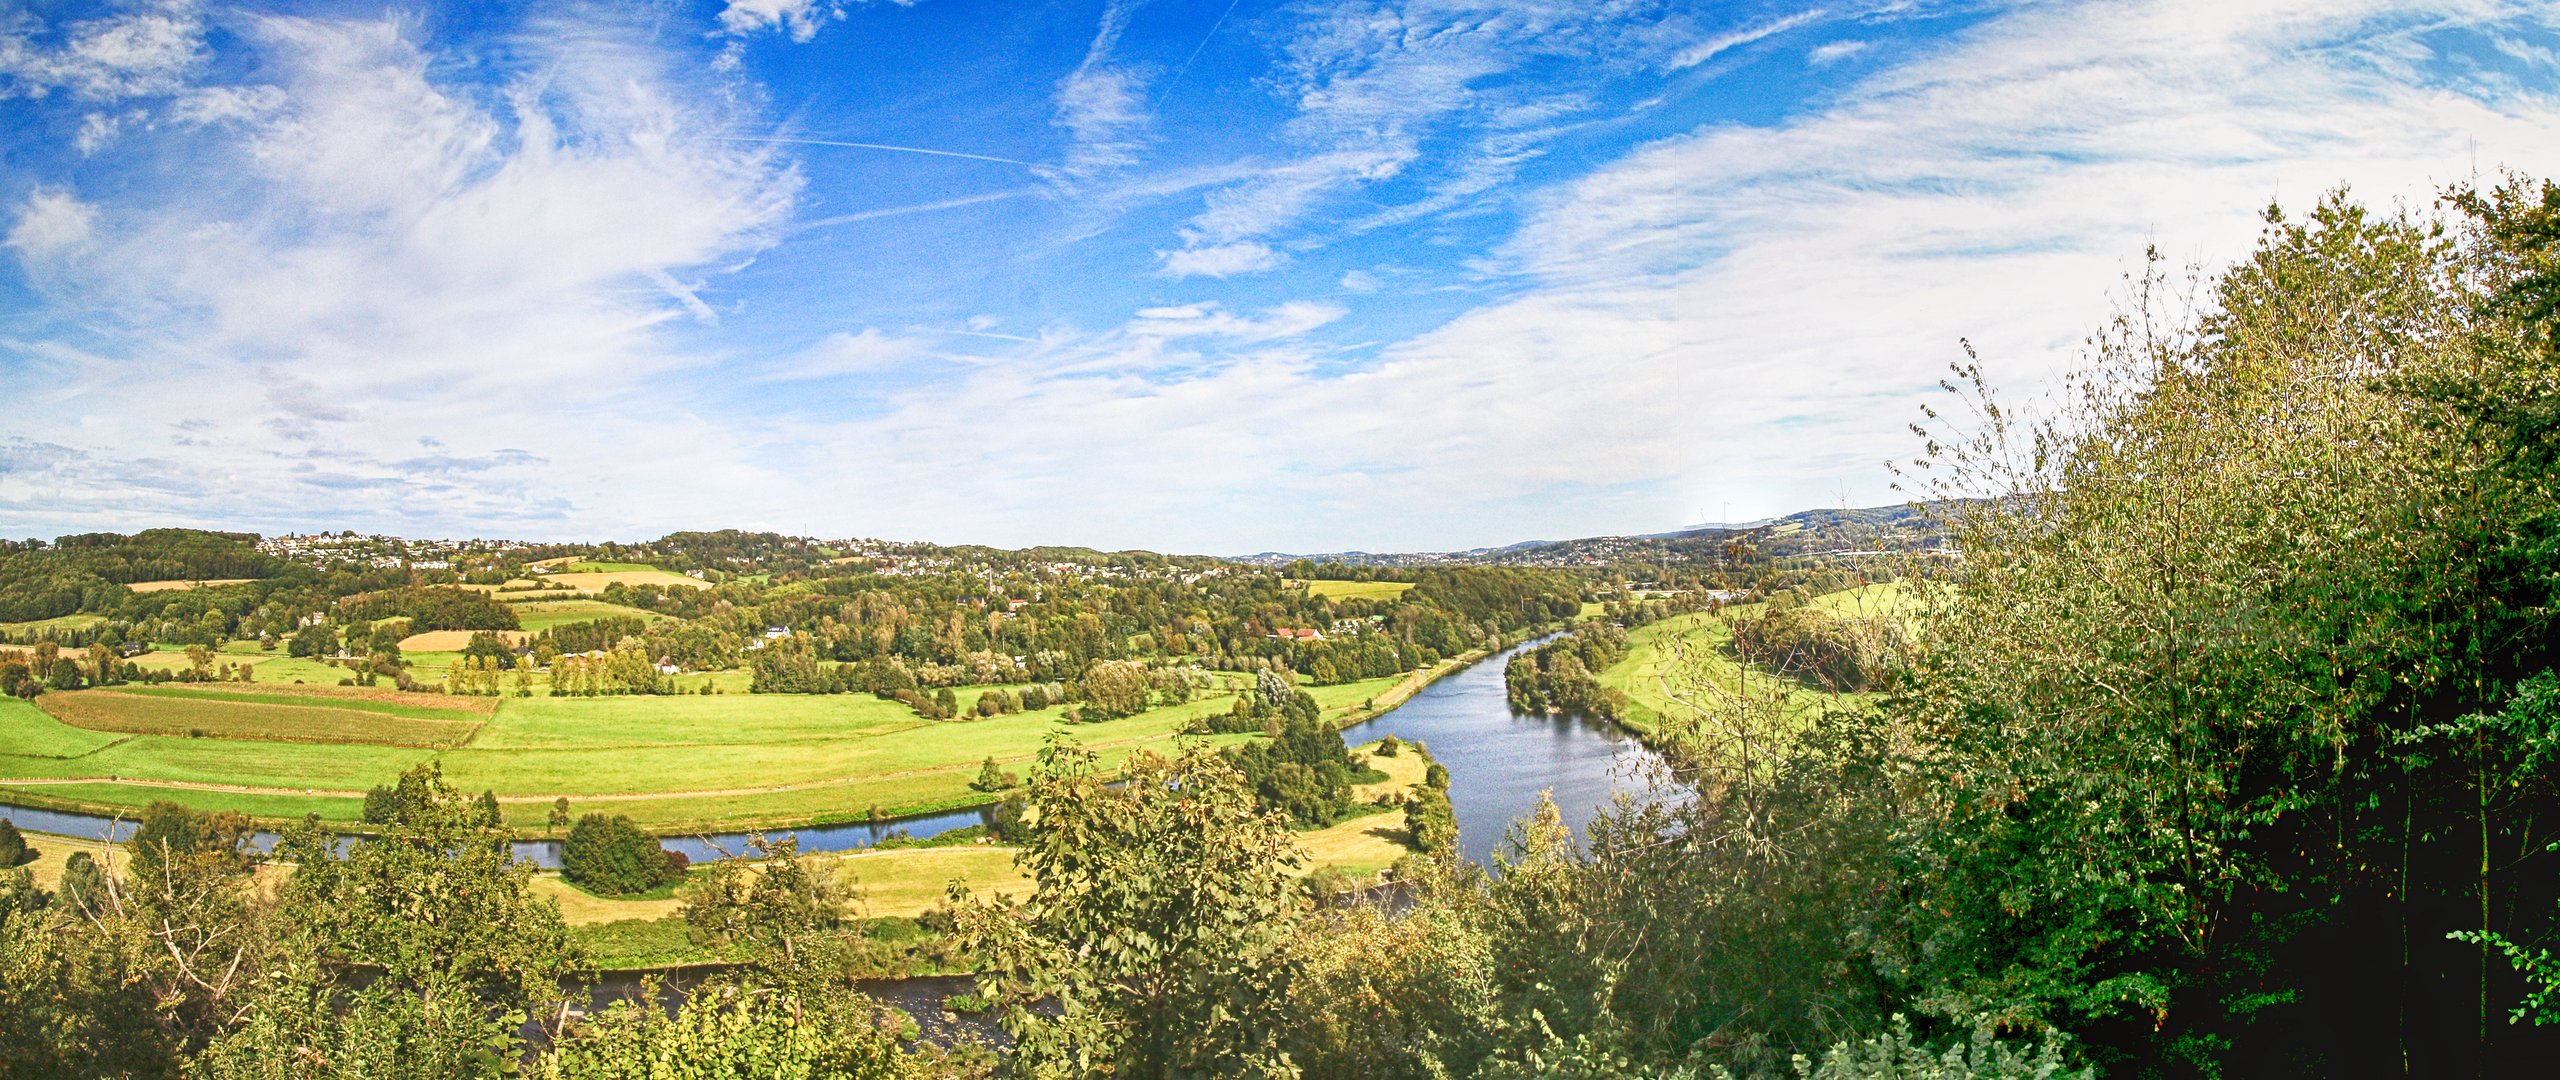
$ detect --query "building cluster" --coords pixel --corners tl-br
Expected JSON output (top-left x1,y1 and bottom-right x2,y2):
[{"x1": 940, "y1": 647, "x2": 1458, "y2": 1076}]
[{"x1": 258, "y1": 533, "x2": 542, "y2": 571}]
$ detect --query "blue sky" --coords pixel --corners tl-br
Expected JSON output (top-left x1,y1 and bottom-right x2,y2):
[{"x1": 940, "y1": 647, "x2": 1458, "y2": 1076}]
[{"x1": 3, "y1": 0, "x2": 2558, "y2": 553}]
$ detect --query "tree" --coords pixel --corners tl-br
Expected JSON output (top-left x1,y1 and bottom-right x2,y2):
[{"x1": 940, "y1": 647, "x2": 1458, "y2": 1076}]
[
  {"x1": 0, "y1": 819, "x2": 22, "y2": 867},
  {"x1": 953, "y1": 738, "x2": 1305, "y2": 1076},
  {"x1": 1077, "y1": 660, "x2": 1152, "y2": 720},
  {"x1": 562, "y1": 814, "x2": 679, "y2": 896},
  {"x1": 548, "y1": 797, "x2": 572, "y2": 832},
  {"x1": 971, "y1": 756, "x2": 1013, "y2": 792},
  {"x1": 202, "y1": 763, "x2": 578, "y2": 1076}
]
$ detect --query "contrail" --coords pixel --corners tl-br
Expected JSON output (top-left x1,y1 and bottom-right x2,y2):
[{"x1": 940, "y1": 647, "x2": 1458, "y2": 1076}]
[
  {"x1": 1155, "y1": 0, "x2": 1245, "y2": 108},
  {"x1": 718, "y1": 135, "x2": 1036, "y2": 168},
  {"x1": 793, "y1": 188, "x2": 1040, "y2": 232}
]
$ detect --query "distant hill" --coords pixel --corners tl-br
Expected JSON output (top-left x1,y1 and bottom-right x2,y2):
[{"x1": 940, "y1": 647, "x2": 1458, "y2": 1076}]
[{"x1": 1235, "y1": 502, "x2": 1961, "y2": 570}]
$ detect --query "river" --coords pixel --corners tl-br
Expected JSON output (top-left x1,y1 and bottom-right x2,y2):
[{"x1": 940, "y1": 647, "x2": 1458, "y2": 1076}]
[
  {"x1": 3, "y1": 635, "x2": 1656, "y2": 868},
  {"x1": 1342, "y1": 635, "x2": 1662, "y2": 865}
]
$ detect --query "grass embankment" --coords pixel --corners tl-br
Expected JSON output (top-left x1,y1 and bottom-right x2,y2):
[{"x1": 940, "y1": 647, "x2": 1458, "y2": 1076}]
[
  {"x1": 0, "y1": 613, "x2": 108, "y2": 637},
  {"x1": 1597, "y1": 581, "x2": 1917, "y2": 736}
]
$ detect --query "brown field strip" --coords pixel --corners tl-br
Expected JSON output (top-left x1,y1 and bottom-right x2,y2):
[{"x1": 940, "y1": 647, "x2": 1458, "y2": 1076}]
[
  {"x1": 38, "y1": 691, "x2": 483, "y2": 749},
  {"x1": 397, "y1": 629, "x2": 533, "y2": 652},
  {"x1": 124, "y1": 578, "x2": 257, "y2": 593}
]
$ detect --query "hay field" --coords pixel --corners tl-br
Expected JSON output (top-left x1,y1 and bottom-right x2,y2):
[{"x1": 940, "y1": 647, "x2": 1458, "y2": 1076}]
[
  {"x1": 510, "y1": 600, "x2": 659, "y2": 632},
  {"x1": 545, "y1": 569, "x2": 709, "y2": 593},
  {"x1": 37, "y1": 687, "x2": 485, "y2": 748},
  {"x1": 124, "y1": 579, "x2": 257, "y2": 593},
  {"x1": 1296, "y1": 579, "x2": 1417, "y2": 602},
  {"x1": 396, "y1": 629, "x2": 533, "y2": 652}
]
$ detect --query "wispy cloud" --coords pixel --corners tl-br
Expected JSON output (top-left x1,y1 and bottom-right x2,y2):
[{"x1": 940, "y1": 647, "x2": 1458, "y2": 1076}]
[
  {"x1": 1048, "y1": 0, "x2": 1155, "y2": 182},
  {"x1": 0, "y1": 6, "x2": 801, "y2": 531},
  {"x1": 1148, "y1": 0, "x2": 1678, "y2": 278},
  {"x1": 5, "y1": 0, "x2": 2558, "y2": 552},
  {"x1": 1670, "y1": 9, "x2": 1828, "y2": 69}
]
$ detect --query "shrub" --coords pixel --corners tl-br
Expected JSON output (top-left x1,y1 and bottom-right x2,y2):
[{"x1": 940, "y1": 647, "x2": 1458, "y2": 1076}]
[
  {"x1": 0, "y1": 819, "x2": 23, "y2": 867},
  {"x1": 562, "y1": 814, "x2": 680, "y2": 896}
]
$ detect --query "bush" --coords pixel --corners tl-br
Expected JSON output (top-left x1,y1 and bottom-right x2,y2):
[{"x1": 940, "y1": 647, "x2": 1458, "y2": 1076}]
[
  {"x1": 562, "y1": 814, "x2": 680, "y2": 896},
  {"x1": 0, "y1": 819, "x2": 23, "y2": 867},
  {"x1": 971, "y1": 756, "x2": 1016, "y2": 792}
]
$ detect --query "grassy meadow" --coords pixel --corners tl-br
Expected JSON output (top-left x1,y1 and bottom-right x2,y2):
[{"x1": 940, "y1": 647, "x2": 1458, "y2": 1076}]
[
  {"x1": 0, "y1": 675, "x2": 1275, "y2": 832},
  {"x1": 1598, "y1": 581, "x2": 1915, "y2": 734}
]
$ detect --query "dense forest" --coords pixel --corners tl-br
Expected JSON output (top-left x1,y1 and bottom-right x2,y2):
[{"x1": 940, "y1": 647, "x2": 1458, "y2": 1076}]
[{"x1": 6, "y1": 177, "x2": 2559, "y2": 1076}]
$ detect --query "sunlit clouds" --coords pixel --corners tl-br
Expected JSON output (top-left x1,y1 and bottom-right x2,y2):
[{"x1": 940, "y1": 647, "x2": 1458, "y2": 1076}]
[{"x1": 2, "y1": 0, "x2": 2557, "y2": 551}]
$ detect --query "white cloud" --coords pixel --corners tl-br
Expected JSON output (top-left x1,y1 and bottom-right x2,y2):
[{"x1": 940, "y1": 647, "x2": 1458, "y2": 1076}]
[
  {"x1": 4, "y1": 189, "x2": 94, "y2": 258},
  {"x1": 1156, "y1": 240, "x2": 1278, "y2": 277},
  {"x1": 1145, "y1": 0, "x2": 1669, "y2": 278},
  {"x1": 172, "y1": 83, "x2": 286, "y2": 126},
  {"x1": 0, "y1": 2, "x2": 205, "y2": 101},
  {"x1": 1045, "y1": 0, "x2": 1154, "y2": 182},
  {"x1": 726, "y1": 0, "x2": 2560, "y2": 552},
  {"x1": 0, "y1": 11, "x2": 801, "y2": 532},
  {"x1": 73, "y1": 111, "x2": 119, "y2": 154},
  {"x1": 1128, "y1": 300, "x2": 1345, "y2": 341},
  {"x1": 718, "y1": 0, "x2": 848, "y2": 43},
  {"x1": 1670, "y1": 9, "x2": 1828, "y2": 70},
  {"x1": 1808, "y1": 39, "x2": 1869, "y2": 66},
  {"x1": 765, "y1": 328, "x2": 932, "y2": 380}
]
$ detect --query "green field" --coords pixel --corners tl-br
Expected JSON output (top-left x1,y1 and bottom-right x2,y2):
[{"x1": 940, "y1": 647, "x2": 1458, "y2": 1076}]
[
  {"x1": 1, "y1": 679, "x2": 1264, "y2": 831},
  {"x1": 1298, "y1": 579, "x2": 1416, "y2": 602},
  {"x1": 560, "y1": 561, "x2": 660, "y2": 573},
  {"x1": 0, "y1": 613, "x2": 108, "y2": 638},
  {"x1": 509, "y1": 599, "x2": 661, "y2": 633},
  {"x1": 0, "y1": 697, "x2": 126, "y2": 758},
  {"x1": 1598, "y1": 582, "x2": 1913, "y2": 734}
]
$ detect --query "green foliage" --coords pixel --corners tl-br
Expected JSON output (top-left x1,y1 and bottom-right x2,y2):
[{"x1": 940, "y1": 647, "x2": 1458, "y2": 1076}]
[
  {"x1": 534, "y1": 982, "x2": 929, "y2": 1080},
  {"x1": 190, "y1": 764, "x2": 577, "y2": 1076},
  {"x1": 1726, "y1": 597, "x2": 1900, "y2": 693},
  {"x1": 1763, "y1": 1017, "x2": 2087, "y2": 1080},
  {"x1": 336, "y1": 585, "x2": 522, "y2": 631},
  {"x1": 0, "y1": 819, "x2": 23, "y2": 868},
  {"x1": 1226, "y1": 711, "x2": 1362, "y2": 826},
  {"x1": 970, "y1": 756, "x2": 1015, "y2": 792},
  {"x1": 954, "y1": 738, "x2": 1305, "y2": 1077},
  {"x1": 563, "y1": 813, "x2": 681, "y2": 896},
  {"x1": 1077, "y1": 658, "x2": 1153, "y2": 720},
  {"x1": 1505, "y1": 626, "x2": 1632, "y2": 716},
  {"x1": 0, "y1": 528, "x2": 277, "y2": 623},
  {"x1": 57, "y1": 849, "x2": 103, "y2": 914}
]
